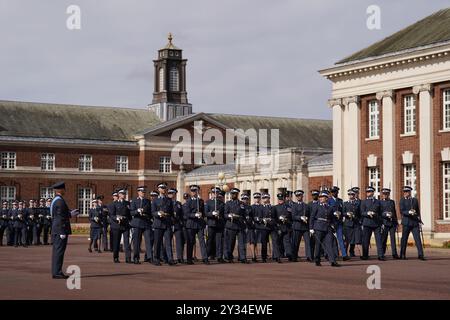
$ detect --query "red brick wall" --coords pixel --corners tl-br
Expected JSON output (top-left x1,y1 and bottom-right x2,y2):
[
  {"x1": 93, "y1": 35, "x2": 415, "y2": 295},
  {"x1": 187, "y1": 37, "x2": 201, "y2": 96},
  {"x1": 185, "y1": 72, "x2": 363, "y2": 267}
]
[
  {"x1": 360, "y1": 94, "x2": 383, "y2": 190},
  {"x1": 308, "y1": 175, "x2": 332, "y2": 202}
]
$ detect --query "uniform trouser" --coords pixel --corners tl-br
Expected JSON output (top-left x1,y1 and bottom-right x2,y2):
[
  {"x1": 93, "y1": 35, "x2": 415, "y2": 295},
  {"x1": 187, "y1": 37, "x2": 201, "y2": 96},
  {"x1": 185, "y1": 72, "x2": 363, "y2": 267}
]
[
  {"x1": 292, "y1": 229, "x2": 311, "y2": 259},
  {"x1": 8, "y1": 225, "x2": 15, "y2": 245},
  {"x1": 162, "y1": 228, "x2": 173, "y2": 262},
  {"x1": 111, "y1": 228, "x2": 131, "y2": 260},
  {"x1": 33, "y1": 224, "x2": 42, "y2": 245},
  {"x1": 260, "y1": 229, "x2": 279, "y2": 260},
  {"x1": 335, "y1": 224, "x2": 347, "y2": 257},
  {"x1": 174, "y1": 228, "x2": 185, "y2": 260},
  {"x1": 43, "y1": 225, "x2": 51, "y2": 244},
  {"x1": 381, "y1": 225, "x2": 398, "y2": 256},
  {"x1": 314, "y1": 231, "x2": 336, "y2": 263},
  {"x1": 132, "y1": 227, "x2": 153, "y2": 261},
  {"x1": 206, "y1": 226, "x2": 224, "y2": 259},
  {"x1": 153, "y1": 228, "x2": 173, "y2": 262},
  {"x1": 225, "y1": 228, "x2": 246, "y2": 261},
  {"x1": 51, "y1": 234, "x2": 68, "y2": 276},
  {"x1": 400, "y1": 225, "x2": 424, "y2": 257},
  {"x1": 14, "y1": 227, "x2": 27, "y2": 246},
  {"x1": 102, "y1": 225, "x2": 109, "y2": 250},
  {"x1": 362, "y1": 226, "x2": 383, "y2": 258},
  {"x1": 278, "y1": 230, "x2": 293, "y2": 258},
  {"x1": 27, "y1": 225, "x2": 33, "y2": 244},
  {"x1": 186, "y1": 228, "x2": 207, "y2": 261},
  {"x1": 0, "y1": 226, "x2": 6, "y2": 245}
]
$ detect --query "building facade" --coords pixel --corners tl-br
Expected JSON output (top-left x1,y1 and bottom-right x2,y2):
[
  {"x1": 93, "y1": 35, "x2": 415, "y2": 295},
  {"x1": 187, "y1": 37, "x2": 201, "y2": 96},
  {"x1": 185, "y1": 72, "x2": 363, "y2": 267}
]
[{"x1": 320, "y1": 8, "x2": 450, "y2": 239}]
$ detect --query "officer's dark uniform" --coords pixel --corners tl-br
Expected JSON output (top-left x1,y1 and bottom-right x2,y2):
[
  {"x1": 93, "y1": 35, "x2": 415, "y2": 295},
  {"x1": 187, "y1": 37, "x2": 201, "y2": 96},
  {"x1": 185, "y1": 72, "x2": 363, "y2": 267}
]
[
  {"x1": 25, "y1": 204, "x2": 35, "y2": 245},
  {"x1": 151, "y1": 188, "x2": 174, "y2": 265},
  {"x1": 309, "y1": 193, "x2": 338, "y2": 266},
  {"x1": 307, "y1": 190, "x2": 320, "y2": 258},
  {"x1": 254, "y1": 197, "x2": 279, "y2": 262},
  {"x1": 399, "y1": 186, "x2": 425, "y2": 259},
  {"x1": 205, "y1": 188, "x2": 225, "y2": 262},
  {"x1": 170, "y1": 191, "x2": 185, "y2": 263},
  {"x1": 273, "y1": 195, "x2": 293, "y2": 261},
  {"x1": 184, "y1": 187, "x2": 208, "y2": 264},
  {"x1": 224, "y1": 189, "x2": 247, "y2": 262},
  {"x1": 106, "y1": 193, "x2": 118, "y2": 252},
  {"x1": 50, "y1": 182, "x2": 72, "y2": 278},
  {"x1": 360, "y1": 187, "x2": 383, "y2": 259},
  {"x1": 88, "y1": 203, "x2": 103, "y2": 252},
  {"x1": 12, "y1": 204, "x2": 28, "y2": 247},
  {"x1": 329, "y1": 188, "x2": 348, "y2": 259},
  {"x1": 42, "y1": 200, "x2": 52, "y2": 245},
  {"x1": 343, "y1": 191, "x2": 361, "y2": 257},
  {"x1": 0, "y1": 202, "x2": 9, "y2": 246},
  {"x1": 291, "y1": 191, "x2": 311, "y2": 261},
  {"x1": 109, "y1": 192, "x2": 132, "y2": 263},
  {"x1": 380, "y1": 189, "x2": 399, "y2": 258},
  {"x1": 130, "y1": 190, "x2": 152, "y2": 264}
]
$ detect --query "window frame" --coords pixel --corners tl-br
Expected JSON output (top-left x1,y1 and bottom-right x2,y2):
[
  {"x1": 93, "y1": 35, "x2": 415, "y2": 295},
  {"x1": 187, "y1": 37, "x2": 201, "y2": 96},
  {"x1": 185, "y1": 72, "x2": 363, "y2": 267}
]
[
  {"x1": 368, "y1": 100, "x2": 380, "y2": 138},
  {"x1": 115, "y1": 155, "x2": 129, "y2": 173},
  {"x1": 40, "y1": 187, "x2": 55, "y2": 200},
  {"x1": 159, "y1": 67, "x2": 165, "y2": 92},
  {"x1": 1, "y1": 152, "x2": 16, "y2": 170},
  {"x1": 159, "y1": 156, "x2": 171, "y2": 173},
  {"x1": 79, "y1": 154, "x2": 93, "y2": 172},
  {"x1": 169, "y1": 67, "x2": 179, "y2": 91},
  {"x1": 41, "y1": 153, "x2": 55, "y2": 171},
  {"x1": 443, "y1": 89, "x2": 450, "y2": 130},
  {"x1": 78, "y1": 187, "x2": 92, "y2": 216},
  {"x1": 403, "y1": 164, "x2": 417, "y2": 198},
  {"x1": 443, "y1": 162, "x2": 450, "y2": 220},
  {"x1": 404, "y1": 95, "x2": 416, "y2": 134},
  {"x1": 0, "y1": 186, "x2": 16, "y2": 203},
  {"x1": 368, "y1": 167, "x2": 381, "y2": 198}
]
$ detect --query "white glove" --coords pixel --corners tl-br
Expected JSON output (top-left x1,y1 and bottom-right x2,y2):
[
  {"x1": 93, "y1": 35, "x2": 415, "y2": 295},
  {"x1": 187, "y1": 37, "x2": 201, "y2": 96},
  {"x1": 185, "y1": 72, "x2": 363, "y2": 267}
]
[
  {"x1": 60, "y1": 234, "x2": 66, "y2": 240},
  {"x1": 310, "y1": 229, "x2": 314, "y2": 235},
  {"x1": 195, "y1": 212, "x2": 202, "y2": 218},
  {"x1": 137, "y1": 208, "x2": 143, "y2": 214},
  {"x1": 158, "y1": 211, "x2": 164, "y2": 217},
  {"x1": 212, "y1": 211, "x2": 219, "y2": 217}
]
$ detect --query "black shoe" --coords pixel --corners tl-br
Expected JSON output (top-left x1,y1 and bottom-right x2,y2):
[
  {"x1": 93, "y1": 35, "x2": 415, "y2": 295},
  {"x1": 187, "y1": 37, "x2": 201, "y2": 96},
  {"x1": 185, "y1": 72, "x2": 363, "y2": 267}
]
[
  {"x1": 14, "y1": 245, "x2": 18, "y2": 248},
  {"x1": 88, "y1": 248, "x2": 92, "y2": 253},
  {"x1": 378, "y1": 256, "x2": 386, "y2": 261},
  {"x1": 331, "y1": 262, "x2": 340, "y2": 267},
  {"x1": 343, "y1": 256, "x2": 351, "y2": 261},
  {"x1": 360, "y1": 256, "x2": 368, "y2": 260},
  {"x1": 114, "y1": 258, "x2": 120, "y2": 263},
  {"x1": 400, "y1": 255, "x2": 407, "y2": 260},
  {"x1": 153, "y1": 261, "x2": 161, "y2": 266},
  {"x1": 133, "y1": 259, "x2": 141, "y2": 264},
  {"x1": 418, "y1": 256, "x2": 426, "y2": 261},
  {"x1": 291, "y1": 257, "x2": 298, "y2": 262},
  {"x1": 262, "y1": 259, "x2": 267, "y2": 263},
  {"x1": 350, "y1": 252, "x2": 356, "y2": 257},
  {"x1": 240, "y1": 259, "x2": 248, "y2": 264},
  {"x1": 252, "y1": 257, "x2": 257, "y2": 262},
  {"x1": 306, "y1": 258, "x2": 313, "y2": 262},
  {"x1": 177, "y1": 259, "x2": 184, "y2": 264},
  {"x1": 203, "y1": 259, "x2": 210, "y2": 265},
  {"x1": 168, "y1": 260, "x2": 176, "y2": 266},
  {"x1": 186, "y1": 260, "x2": 194, "y2": 265},
  {"x1": 276, "y1": 258, "x2": 282, "y2": 264},
  {"x1": 217, "y1": 258, "x2": 225, "y2": 263},
  {"x1": 392, "y1": 254, "x2": 400, "y2": 259},
  {"x1": 22, "y1": 245, "x2": 27, "y2": 248},
  {"x1": 52, "y1": 274, "x2": 69, "y2": 279},
  {"x1": 315, "y1": 261, "x2": 321, "y2": 266},
  {"x1": 125, "y1": 259, "x2": 132, "y2": 264}
]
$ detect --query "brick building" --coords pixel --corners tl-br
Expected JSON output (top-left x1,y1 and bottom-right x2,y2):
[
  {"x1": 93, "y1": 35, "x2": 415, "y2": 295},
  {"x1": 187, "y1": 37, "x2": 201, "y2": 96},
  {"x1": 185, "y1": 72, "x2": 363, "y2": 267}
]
[
  {"x1": 320, "y1": 8, "x2": 450, "y2": 239},
  {"x1": 0, "y1": 34, "x2": 332, "y2": 219}
]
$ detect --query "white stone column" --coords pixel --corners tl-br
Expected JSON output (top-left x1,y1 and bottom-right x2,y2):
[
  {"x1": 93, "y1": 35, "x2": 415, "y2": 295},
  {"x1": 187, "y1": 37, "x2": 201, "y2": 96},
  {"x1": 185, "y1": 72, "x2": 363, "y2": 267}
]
[
  {"x1": 343, "y1": 96, "x2": 361, "y2": 193},
  {"x1": 377, "y1": 90, "x2": 396, "y2": 199},
  {"x1": 413, "y1": 84, "x2": 434, "y2": 233},
  {"x1": 329, "y1": 98, "x2": 344, "y2": 191}
]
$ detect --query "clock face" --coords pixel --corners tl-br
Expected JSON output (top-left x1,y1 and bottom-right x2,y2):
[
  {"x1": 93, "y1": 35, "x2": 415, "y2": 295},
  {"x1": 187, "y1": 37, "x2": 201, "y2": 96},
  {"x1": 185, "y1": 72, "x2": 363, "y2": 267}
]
[{"x1": 169, "y1": 51, "x2": 173, "y2": 56}]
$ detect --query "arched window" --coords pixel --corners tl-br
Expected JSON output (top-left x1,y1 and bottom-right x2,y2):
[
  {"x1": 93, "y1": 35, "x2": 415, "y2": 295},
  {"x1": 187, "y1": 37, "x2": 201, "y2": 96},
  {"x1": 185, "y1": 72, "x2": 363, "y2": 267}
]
[
  {"x1": 169, "y1": 67, "x2": 179, "y2": 91},
  {"x1": 159, "y1": 68, "x2": 165, "y2": 91}
]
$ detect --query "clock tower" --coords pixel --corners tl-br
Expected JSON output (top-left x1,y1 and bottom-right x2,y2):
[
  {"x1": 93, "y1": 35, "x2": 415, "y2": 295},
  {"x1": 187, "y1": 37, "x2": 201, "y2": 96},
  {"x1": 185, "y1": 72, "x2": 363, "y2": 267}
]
[{"x1": 148, "y1": 33, "x2": 193, "y2": 121}]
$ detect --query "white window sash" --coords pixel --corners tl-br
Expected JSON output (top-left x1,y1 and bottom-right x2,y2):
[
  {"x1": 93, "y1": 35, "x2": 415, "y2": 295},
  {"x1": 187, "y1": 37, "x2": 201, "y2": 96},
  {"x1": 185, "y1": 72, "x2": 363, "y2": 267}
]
[
  {"x1": 443, "y1": 89, "x2": 450, "y2": 130},
  {"x1": 443, "y1": 163, "x2": 450, "y2": 220}
]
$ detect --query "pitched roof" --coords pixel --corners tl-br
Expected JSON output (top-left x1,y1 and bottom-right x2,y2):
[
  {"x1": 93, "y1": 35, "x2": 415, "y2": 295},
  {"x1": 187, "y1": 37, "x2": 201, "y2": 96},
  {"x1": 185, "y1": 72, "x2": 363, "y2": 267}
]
[
  {"x1": 0, "y1": 100, "x2": 161, "y2": 142},
  {"x1": 337, "y1": 8, "x2": 450, "y2": 64}
]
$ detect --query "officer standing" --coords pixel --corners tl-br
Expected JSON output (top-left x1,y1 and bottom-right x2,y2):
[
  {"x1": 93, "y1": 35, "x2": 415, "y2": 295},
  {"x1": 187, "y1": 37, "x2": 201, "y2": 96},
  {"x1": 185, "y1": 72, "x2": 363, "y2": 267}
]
[
  {"x1": 184, "y1": 185, "x2": 208, "y2": 265},
  {"x1": 50, "y1": 181, "x2": 73, "y2": 279},
  {"x1": 273, "y1": 193, "x2": 294, "y2": 262},
  {"x1": 96, "y1": 195, "x2": 109, "y2": 252},
  {"x1": 151, "y1": 183, "x2": 175, "y2": 266},
  {"x1": 360, "y1": 186, "x2": 383, "y2": 260},
  {"x1": 168, "y1": 188, "x2": 185, "y2": 264},
  {"x1": 130, "y1": 186, "x2": 152, "y2": 264},
  {"x1": 380, "y1": 188, "x2": 399, "y2": 259},
  {"x1": 291, "y1": 190, "x2": 312, "y2": 262},
  {"x1": 308, "y1": 189, "x2": 320, "y2": 259},
  {"x1": 253, "y1": 193, "x2": 278, "y2": 262},
  {"x1": 343, "y1": 189, "x2": 361, "y2": 257},
  {"x1": 309, "y1": 191, "x2": 339, "y2": 267},
  {"x1": 107, "y1": 191, "x2": 119, "y2": 252},
  {"x1": 329, "y1": 187, "x2": 350, "y2": 261},
  {"x1": 13, "y1": 201, "x2": 28, "y2": 247},
  {"x1": 241, "y1": 193, "x2": 255, "y2": 262},
  {"x1": 26, "y1": 200, "x2": 36, "y2": 245},
  {"x1": 0, "y1": 201, "x2": 9, "y2": 246},
  {"x1": 224, "y1": 188, "x2": 247, "y2": 263},
  {"x1": 88, "y1": 199, "x2": 103, "y2": 253},
  {"x1": 399, "y1": 186, "x2": 426, "y2": 260},
  {"x1": 109, "y1": 188, "x2": 132, "y2": 263},
  {"x1": 205, "y1": 187, "x2": 225, "y2": 263},
  {"x1": 42, "y1": 198, "x2": 52, "y2": 245},
  {"x1": 249, "y1": 193, "x2": 262, "y2": 262}
]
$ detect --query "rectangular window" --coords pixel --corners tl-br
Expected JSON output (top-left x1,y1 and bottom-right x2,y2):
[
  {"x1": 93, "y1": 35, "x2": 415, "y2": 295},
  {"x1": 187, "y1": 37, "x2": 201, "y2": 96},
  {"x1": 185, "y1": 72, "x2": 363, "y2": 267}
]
[
  {"x1": 41, "y1": 153, "x2": 55, "y2": 171},
  {"x1": 159, "y1": 156, "x2": 171, "y2": 173},
  {"x1": 40, "y1": 187, "x2": 55, "y2": 200},
  {"x1": 1, "y1": 152, "x2": 16, "y2": 169},
  {"x1": 79, "y1": 155, "x2": 92, "y2": 172},
  {"x1": 404, "y1": 95, "x2": 416, "y2": 134},
  {"x1": 404, "y1": 164, "x2": 417, "y2": 198},
  {"x1": 368, "y1": 167, "x2": 381, "y2": 198},
  {"x1": 443, "y1": 89, "x2": 450, "y2": 130},
  {"x1": 78, "y1": 187, "x2": 92, "y2": 216},
  {"x1": 0, "y1": 186, "x2": 16, "y2": 203},
  {"x1": 443, "y1": 163, "x2": 450, "y2": 220},
  {"x1": 368, "y1": 100, "x2": 379, "y2": 138},
  {"x1": 115, "y1": 155, "x2": 128, "y2": 173}
]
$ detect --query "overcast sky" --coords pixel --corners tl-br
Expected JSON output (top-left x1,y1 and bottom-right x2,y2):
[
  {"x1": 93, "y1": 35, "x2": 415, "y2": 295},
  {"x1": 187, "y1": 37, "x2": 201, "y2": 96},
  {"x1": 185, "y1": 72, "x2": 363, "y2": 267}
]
[{"x1": 0, "y1": 0, "x2": 448, "y2": 120}]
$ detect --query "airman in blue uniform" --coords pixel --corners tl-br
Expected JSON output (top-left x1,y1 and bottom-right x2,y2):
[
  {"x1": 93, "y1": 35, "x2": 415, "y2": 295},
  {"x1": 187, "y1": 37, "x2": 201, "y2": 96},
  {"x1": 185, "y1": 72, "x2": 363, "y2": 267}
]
[
  {"x1": 399, "y1": 186, "x2": 425, "y2": 260},
  {"x1": 130, "y1": 186, "x2": 153, "y2": 264},
  {"x1": 241, "y1": 193, "x2": 255, "y2": 262},
  {"x1": 88, "y1": 199, "x2": 103, "y2": 253},
  {"x1": 308, "y1": 189, "x2": 320, "y2": 258},
  {"x1": 109, "y1": 188, "x2": 132, "y2": 263},
  {"x1": 273, "y1": 193, "x2": 293, "y2": 262},
  {"x1": 224, "y1": 188, "x2": 247, "y2": 263},
  {"x1": 249, "y1": 192, "x2": 262, "y2": 262},
  {"x1": 205, "y1": 187, "x2": 225, "y2": 263},
  {"x1": 253, "y1": 193, "x2": 278, "y2": 262},
  {"x1": 380, "y1": 188, "x2": 399, "y2": 259},
  {"x1": 12, "y1": 201, "x2": 28, "y2": 247},
  {"x1": 42, "y1": 198, "x2": 52, "y2": 245},
  {"x1": 0, "y1": 201, "x2": 9, "y2": 246},
  {"x1": 168, "y1": 188, "x2": 185, "y2": 263},
  {"x1": 360, "y1": 186, "x2": 383, "y2": 260},
  {"x1": 343, "y1": 189, "x2": 361, "y2": 258},
  {"x1": 329, "y1": 186, "x2": 350, "y2": 261},
  {"x1": 291, "y1": 190, "x2": 312, "y2": 262}
]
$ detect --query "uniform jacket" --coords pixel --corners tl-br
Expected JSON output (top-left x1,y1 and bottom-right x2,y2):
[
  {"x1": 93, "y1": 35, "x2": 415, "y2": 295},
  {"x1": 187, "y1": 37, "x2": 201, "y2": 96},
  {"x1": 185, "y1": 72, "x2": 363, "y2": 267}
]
[
  {"x1": 272, "y1": 203, "x2": 292, "y2": 233},
  {"x1": 204, "y1": 198, "x2": 225, "y2": 228},
  {"x1": 291, "y1": 201, "x2": 310, "y2": 231},
  {"x1": 89, "y1": 207, "x2": 103, "y2": 229},
  {"x1": 172, "y1": 199, "x2": 184, "y2": 231},
  {"x1": 50, "y1": 196, "x2": 72, "y2": 235},
  {"x1": 253, "y1": 204, "x2": 276, "y2": 230},
  {"x1": 12, "y1": 208, "x2": 28, "y2": 229},
  {"x1": 183, "y1": 197, "x2": 204, "y2": 230},
  {"x1": 399, "y1": 197, "x2": 421, "y2": 227},
  {"x1": 329, "y1": 197, "x2": 344, "y2": 226},
  {"x1": 243, "y1": 203, "x2": 253, "y2": 230},
  {"x1": 26, "y1": 207, "x2": 38, "y2": 226},
  {"x1": 0, "y1": 208, "x2": 9, "y2": 228},
  {"x1": 380, "y1": 199, "x2": 398, "y2": 227},
  {"x1": 151, "y1": 196, "x2": 174, "y2": 229},
  {"x1": 343, "y1": 200, "x2": 361, "y2": 228},
  {"x1": 360, "y1": 198, "x2": 381, "y2": 228},
  {"x1": 309, "y1": 203, "x2": 333, "y2": 232},
  {"x1": 224, "y1": 199, "x2": 246, "y2": 231},
  {"x1": 130, "y1": 197, "x2": 152, "y2": 229},
  {"x1": 109, "y1": 199, "x2": 132, "y2": 230}
]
